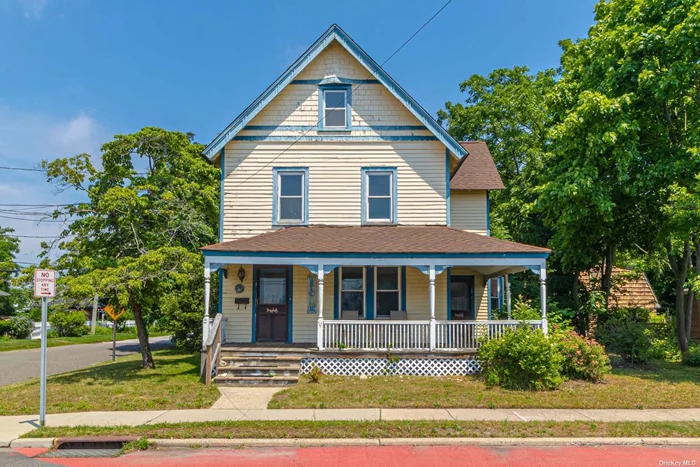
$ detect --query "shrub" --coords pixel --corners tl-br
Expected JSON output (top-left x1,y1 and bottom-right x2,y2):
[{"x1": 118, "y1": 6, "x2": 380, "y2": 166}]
[
  {"x1": 47, "y1": 329, "x2": 59, "y2": 338},
  {"x1": 6, "y1": 315, "x2": 34, "y2": 339},
  {"x1": 308, "y1": 364, "x2": 323, "y2": 383},
  {"x1": 93, "y1": 325, "x2": 113, "y2": 336},
  {"x1": 595, "y1": 316, "x2": 651, "y2": 364},
  {"x1": 477, "y1": 325, "x2": 564, "y2": 391},
  {"x1": 0, "y1": 319, "x2": 11, "y2": 337},
  {"x1": 684, "y1": 351, "x2": 700, "y2": 367},
  {"x1": 49, "y1": 311, "x2": 89, "y2": 337},
  {"x1": 552, "y1": 329, "x2": 611, "y2": 382}
]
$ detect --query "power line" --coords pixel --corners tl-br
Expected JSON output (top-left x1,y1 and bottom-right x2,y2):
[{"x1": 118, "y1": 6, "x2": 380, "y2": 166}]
[
  {"x1": 0, "y1": 214, "x2": 70, "y2": 223},
  {"x1": 0, "y1": 203, "x2": 79, "y2": 207},
  {"x1": 233, "y1": 0, "x2": 454, "y2": 187},
  {"x1": 14, "y1": 235, "x2": 63, "y2": 239},
  {"x1": 0, "y1": 166, "x2": 45, "y2": 172}
]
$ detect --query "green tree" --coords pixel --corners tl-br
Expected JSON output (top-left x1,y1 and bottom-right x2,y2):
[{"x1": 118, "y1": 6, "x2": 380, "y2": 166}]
[
  {"x1": 43, "y1": 127, "x2": 218, "y2": 367},
  {"x1": 0, "y1": 226, "x2": 20, "y2": 315}
]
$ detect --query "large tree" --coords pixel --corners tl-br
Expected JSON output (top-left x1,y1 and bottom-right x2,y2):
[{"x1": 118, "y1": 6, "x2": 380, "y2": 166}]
[
  {"x1": 0, "y1": 226, "x2": 20, "y2": 315},
  {"x1": 43, "y1": 127, "x2": 218, "y2": 367}
]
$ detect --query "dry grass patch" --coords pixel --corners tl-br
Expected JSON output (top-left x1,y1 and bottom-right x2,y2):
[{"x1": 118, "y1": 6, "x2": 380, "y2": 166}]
[
  {"x1": 23, "y1": 420, "x2": 700, "y2": 439},
  {"x1": 0, "y1": 349, "x2": 220, "y2": 415},
  {"x1": 269, "y1": 361, "x2": 700, "y2": 409}
]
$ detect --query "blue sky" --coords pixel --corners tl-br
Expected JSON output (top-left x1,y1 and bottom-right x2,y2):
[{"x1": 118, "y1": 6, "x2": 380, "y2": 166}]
[{"x1": 0, "y1": 0, "x2": 597, "y2": 263}]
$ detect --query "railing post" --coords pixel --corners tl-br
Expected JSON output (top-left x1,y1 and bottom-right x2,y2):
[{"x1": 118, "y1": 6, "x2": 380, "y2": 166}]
[
  {"x1": 540, "y1": 267, "x2": 548, "y2": 335},
  {"x1": 428, "y1": 265, "x2": 436, "y2": 351},
  {"x1": 317, "y1": 265, "x2": 325, "y2": 351},
  {"x1": 506, "y1": 275, "x2": 512, "y2": 320}
]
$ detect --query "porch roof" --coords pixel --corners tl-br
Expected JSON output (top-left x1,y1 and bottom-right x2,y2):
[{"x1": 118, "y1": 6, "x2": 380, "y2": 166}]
[{"x1": 201, "y1": 225, "x2": 549, "y2": 257}]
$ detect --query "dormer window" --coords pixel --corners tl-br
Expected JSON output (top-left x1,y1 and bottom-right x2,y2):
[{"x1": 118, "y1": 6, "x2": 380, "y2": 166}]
[{"x1": 319, "y1": 85, "x2": 351, "y2": 130}]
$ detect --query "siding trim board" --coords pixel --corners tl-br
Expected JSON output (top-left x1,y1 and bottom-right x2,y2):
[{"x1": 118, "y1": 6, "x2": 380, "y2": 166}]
[
  {"x1": 445, "y1": 148, "x2": 451, "y2": 226},
  {"x1": 242, "y1": 125, "x2": 428, "y2": 131},
  {"x1": 232, "y1": 135, "x2": 439, "y2": 142},
  {"x1": 219, "y1": 148, "x2": 225, "y2": 242},
  {"x1": 203, "y1": 24, "x2": 466, "y2": 159}
]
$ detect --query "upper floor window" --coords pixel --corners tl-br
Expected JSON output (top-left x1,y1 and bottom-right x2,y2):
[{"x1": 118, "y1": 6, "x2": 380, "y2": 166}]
[
  {"x1": 362, "y1": 167, "x2": 397, "y2": 224},
  {"x1": 273, "y1": 167, "x2": 308, "y2": 225},
  {"x1": 319, "y1": 85, "x2": 351, "y2": 130}
]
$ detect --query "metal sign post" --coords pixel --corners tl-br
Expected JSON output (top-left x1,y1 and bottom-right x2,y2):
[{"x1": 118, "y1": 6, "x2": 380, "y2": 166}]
[
  {"x1": 103, "y1": 305, "x2": 125, "y2": 363},
  {"x1": 33, "y1": 269, "x2": 56, "y2": 428}
]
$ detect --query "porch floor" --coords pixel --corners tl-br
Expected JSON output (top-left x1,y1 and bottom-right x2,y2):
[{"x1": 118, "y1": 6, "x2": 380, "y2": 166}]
[{"x1": 221, "y1": 342, "x2": 477, "y2": 358}]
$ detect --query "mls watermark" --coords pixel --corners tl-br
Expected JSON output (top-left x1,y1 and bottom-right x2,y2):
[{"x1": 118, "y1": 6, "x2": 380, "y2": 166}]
[{"x1": 659, "y1": 461, "x2": 697, "y2": 466}]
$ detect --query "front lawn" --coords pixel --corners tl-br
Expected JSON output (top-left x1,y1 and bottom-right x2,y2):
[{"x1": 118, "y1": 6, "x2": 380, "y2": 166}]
[
  {"x1": 269, "y1": 361, "x2": 700, "y2": 409},
  {"x1": 0, "y1": 333, "x2": 169, "y2": 352},
  {"x1": 0, "y1": 349, "x2": 220, "y2": 415},
  {"x1": 23, "y1": 420, "x2": 700, "y2": 439}
]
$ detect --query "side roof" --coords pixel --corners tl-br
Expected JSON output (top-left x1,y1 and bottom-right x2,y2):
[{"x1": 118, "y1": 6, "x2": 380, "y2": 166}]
[
  {"x1": 203, "y1": 24, "x2": 467, "y2": 161},
  {"x1": 450, "y1": 141, "x2": 505, "y2": 191}
]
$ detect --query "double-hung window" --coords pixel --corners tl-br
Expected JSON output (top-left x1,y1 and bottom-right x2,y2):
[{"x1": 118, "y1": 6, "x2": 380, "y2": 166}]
[
  {"x1": 375, "y1": 267, "x2": 400, "y2": 318},
  {"x1": 340, "y1": 267, "x2": 364, "y2": 318},
  {"x1": 273, "y1": 168, "x2": 308, "y2": 225},
  {"x1": 362, "y1": 168, "x2": 397, "y2": 224},
  {"x1": 320, "y1": 85, "x2": 351, "y2": 130}
]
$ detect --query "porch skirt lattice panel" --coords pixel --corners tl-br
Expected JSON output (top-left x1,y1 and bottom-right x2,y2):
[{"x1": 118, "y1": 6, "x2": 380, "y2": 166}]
[{"x1": 300, "y1": 357, "x2": 481, "y2": 376}]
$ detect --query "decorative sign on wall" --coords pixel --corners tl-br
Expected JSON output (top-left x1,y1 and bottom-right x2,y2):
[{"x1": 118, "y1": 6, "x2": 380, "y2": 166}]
[
  {"x1": 307, "y1": 274, "x2": 317, "y2": 314},
  {"x1": 234, "y1": 297, "x2": 250, "y2": 309}
]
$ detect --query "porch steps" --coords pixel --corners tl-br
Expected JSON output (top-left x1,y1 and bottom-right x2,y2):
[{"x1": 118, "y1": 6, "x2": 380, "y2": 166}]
[{"x1": 214, "y1": 350, "x2": 304, "y2": 387}]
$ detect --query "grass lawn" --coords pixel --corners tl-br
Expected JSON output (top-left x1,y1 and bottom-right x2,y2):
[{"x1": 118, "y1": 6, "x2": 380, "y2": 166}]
[
  {"x1": 269, "y1": 361, "x2": 700, "y2": 409},
  {"x1": 0, "y1": 349, "x2": 220, "y2": 415},
  {"x1": 0, "y1": 332, "x2": 170, "y2": 352},
  {"x1": 23, "y1": 420, "x2": 700, "y2": 439}
]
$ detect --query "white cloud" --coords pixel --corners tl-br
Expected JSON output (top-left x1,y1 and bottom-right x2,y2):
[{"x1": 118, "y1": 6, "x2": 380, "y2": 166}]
[{"x1": 0, "y1": 107, "x2": 109, "y2": 265}]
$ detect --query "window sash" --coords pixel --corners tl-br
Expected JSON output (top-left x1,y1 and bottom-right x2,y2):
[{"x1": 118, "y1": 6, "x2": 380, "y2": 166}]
[
  {"x1": 374, "y1": 267, "x2": 400, "y2": 318},
  {"x1": 277, "y1": 171, "x2": 305, "y2": 223},
  {"x1": 340, "y1": 267, "x2": 365, "y2": 318},
  {"x1": 365, "y1": 172, "x2": 393, "y2": 222},
  {"x1": 323, "y1": 90, "x2": 348, "y2": 128}
]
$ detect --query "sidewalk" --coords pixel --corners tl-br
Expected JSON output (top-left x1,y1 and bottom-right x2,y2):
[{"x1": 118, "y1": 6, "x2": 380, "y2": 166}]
[{"x1": 3, "y1": 407, "x2": 700, "y2": 446}]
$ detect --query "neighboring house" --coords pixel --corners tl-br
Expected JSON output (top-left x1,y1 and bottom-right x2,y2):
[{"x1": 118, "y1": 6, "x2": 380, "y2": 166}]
[
  {"x1": 199, "y1": 25, "x2": 550, "y2": 382},
  {"x1": 579, "y1": 267, "x2": 660, "y2": 312}
]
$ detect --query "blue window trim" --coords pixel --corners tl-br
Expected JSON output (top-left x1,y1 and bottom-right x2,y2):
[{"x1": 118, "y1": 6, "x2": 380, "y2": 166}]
[
  {"x1": 272, "y1": 167, "x2": 309, "y2": 226},
  {"x1": 360, "y1": 167, "x2": 398, "y2": 225},
  {"x1": 333, "y1": 269, "x2": 339, "y2": 320},
  {"x1": 318, "y1": 84, "x2": 352, "y2": 130},
  {"x1": 251, "y1": 265, "x2": 257, "y2": 342},
  {"x1": 287, "y1": 265, "x2": 294, "y2": 343},
  {"x1": 498, "y1": 276, "x2": 504, "y2": 312},
  {"x1": 217, "y1": 270, "x2": 223, "y2": 315},
  {"x1": 400, "y1": 266, "x2": 406, "y2": 311},
  {"x1": 446, "y1": 267, "x2": 451, "y2": 320},
  {"x1": 445, "y1": 149, "x2": 451, "y2": 226},
  {"x1": 365, "y1": 266, "x2": 375, "y2": 320}
]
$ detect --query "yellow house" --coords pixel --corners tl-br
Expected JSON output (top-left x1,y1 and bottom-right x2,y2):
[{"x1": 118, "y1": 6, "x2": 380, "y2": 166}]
[{"x1": 200, "y1": 25, "x2": 550, "y2": 384}]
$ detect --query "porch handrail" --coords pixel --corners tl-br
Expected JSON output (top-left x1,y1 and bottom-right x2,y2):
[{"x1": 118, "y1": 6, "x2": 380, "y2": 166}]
[
  {"x1": 435, "y1": 320, "x2": 543, "y2": 350},
  {"x1": 323, "y1": 319, "x2": 430, "y2": 350},
  {"x1": 202, "y1": 314, "x2": 224, "y2": 385}
]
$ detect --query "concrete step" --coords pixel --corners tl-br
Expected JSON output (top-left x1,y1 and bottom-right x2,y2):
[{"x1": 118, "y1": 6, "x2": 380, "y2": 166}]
[
  {"x1": 213, "y1": 374, "x2": 299, "y2": 387},
  {"x1": 219, "y1": 366, "x2": 299, "y2": 377}
]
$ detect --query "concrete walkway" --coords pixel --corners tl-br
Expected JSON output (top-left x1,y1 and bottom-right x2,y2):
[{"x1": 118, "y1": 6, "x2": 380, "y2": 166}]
[{"x1": 2, "y1": 408, "x2": 700, "y2": 446}]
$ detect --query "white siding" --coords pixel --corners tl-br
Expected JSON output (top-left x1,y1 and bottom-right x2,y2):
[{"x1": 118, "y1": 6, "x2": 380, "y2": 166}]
[
  {"x1": 450, "y1": 191, "x2": 488, "y2": 235},
  {"x1": 222, "y1": 141, "x2": 447, "y2": 240}
]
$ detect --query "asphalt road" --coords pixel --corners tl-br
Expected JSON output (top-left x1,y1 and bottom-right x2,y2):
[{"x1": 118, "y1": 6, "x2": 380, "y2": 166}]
[
  {"x1": 4, "y1": 445, "x2": 700, "y2": 466},
  {"x1": 0, "y1": 336, "x2": 173, "y2": 387}
]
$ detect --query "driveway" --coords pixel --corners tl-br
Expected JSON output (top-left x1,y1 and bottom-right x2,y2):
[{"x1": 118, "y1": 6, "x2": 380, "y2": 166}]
[{"x1": 0, "y1": 336, "x2": 172, "y2": 387}]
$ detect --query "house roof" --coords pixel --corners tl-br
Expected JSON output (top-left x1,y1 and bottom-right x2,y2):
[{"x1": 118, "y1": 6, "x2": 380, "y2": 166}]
[
  {"x1": 579, "y1": 266, "x2": 660, "y2": 311},
  {"x1": 203, "y1": 24, "x2": 467, "y2": 161},
  {"x1": 450, "y1": 142, "x2": 505, "y2": 191},
  {"x1": 202, "y1": 225, "x2": 550, "y2": 256}
]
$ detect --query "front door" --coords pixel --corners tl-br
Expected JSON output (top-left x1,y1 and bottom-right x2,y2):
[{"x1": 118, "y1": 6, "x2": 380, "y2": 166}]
[
  {"x1": 450, "y1": 275, "x2": 474, "y2": 320},
  {"x1": 256, "y1": 267, "x2": 289, "y2": 342}
]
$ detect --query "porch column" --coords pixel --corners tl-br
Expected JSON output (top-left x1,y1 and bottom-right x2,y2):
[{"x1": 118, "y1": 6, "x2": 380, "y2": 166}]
[
  {"x1": 540, "y1": 267, "x2": 548, "y2": 335},
  {"x1": 506, "y1": 275, "x2": 512, "y2": 319},
  {"x1": 203, "y1": 264, "x2": 211, "y2": 347},
  {"x1": 428, "y1": 265, "x2": 436, "y2": 351},
  {"x1": 316, "y1": 265, "x2": 325, "y2": 351}
]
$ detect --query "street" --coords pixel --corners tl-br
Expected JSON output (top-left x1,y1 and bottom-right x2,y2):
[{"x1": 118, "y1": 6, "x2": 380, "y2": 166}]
[
  {"x1": 3, "y1": 445, "x2": 700, "y2": 466},
  {"x1": 0, "y1": 337, "x2": 172, "y2": 386}
]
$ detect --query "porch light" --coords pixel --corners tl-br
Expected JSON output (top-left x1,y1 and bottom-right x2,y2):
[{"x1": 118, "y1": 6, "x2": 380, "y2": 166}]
[{"x1": 237, "y1": 266, "x2": 246, "y2": 284}]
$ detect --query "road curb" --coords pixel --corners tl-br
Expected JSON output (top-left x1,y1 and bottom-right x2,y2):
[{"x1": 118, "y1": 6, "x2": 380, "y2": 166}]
[{"x1": 10, "y1": 438, "x2": 55, "y2": 448}]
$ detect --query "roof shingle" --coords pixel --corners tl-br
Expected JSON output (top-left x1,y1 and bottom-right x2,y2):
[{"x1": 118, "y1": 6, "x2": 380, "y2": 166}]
[
  {"x1": 450, "y1": 141, "x2": 505, "y2": 191},
  {"x1": 202, "y1": 225, "x2": 549, "y2": 255}
]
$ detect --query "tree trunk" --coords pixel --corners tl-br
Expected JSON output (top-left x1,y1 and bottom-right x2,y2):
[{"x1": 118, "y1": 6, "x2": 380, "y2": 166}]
[
  {"x1": 669, "y1": 240, "x2": 691, "y2": 360},
  {"x1": 131, "y1": 300, "x2": 155, "y2": 369},
  {"x1": 686, "y1": 240, "x2": 700, "y2": 342},
  {"x1": 572, "y1": 272, "x2": 580, "y2": 310}
]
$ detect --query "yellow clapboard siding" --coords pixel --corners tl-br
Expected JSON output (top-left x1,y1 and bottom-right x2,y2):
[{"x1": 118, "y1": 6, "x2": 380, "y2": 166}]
[
  {"x1": 292, "y1": 266, "x2": 335, "y2": 343},
  {"x1": 221, "y1": 264, "x2": 254, "y2": 342},
  {"x1": 450, "y1": 191, "x2": 488, "y2": 235}
]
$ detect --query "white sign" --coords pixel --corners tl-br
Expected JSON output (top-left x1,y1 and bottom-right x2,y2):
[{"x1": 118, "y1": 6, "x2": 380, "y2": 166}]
[{"x1": 33, "y1": 269, "x2": 57, "y2": 298}]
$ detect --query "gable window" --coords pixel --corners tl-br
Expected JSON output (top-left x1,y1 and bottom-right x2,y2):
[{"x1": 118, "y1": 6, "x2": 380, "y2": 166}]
[
  {"x1": 319, "y1": 85, "x2": 351, "y2": 130},
  {"x1": 375, "y1": 267, "x2": 400, "y2": 319},
  {"x1": 340, "y1": 267, "x2": 364, "y2": 318},
  {"x1": 362, "y1": 167, "x2": 397, "y2": 224},
  {"x1": 273, "y1": 167, "x2": 309, "y2": 225}
]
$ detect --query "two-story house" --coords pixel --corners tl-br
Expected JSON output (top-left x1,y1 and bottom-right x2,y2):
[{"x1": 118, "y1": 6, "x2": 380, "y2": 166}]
[{"x1": 200, "y1": 25, "x2": 550, "y2": 383}]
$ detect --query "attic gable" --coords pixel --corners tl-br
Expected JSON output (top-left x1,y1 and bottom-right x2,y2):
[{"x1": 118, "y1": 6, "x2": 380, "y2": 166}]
[{"x1": 204, "y1": 24, "x2": 466, "y2": 160}]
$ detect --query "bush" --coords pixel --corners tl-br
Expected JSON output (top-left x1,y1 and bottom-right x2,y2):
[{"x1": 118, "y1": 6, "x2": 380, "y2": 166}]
[
  {"x1": 47, "y1": 329, "x2": 59, "y2": 338},
  {"x1": 595, "y1": 316, "x2": 651, "y2": 364},
  {"x1": 0, "y1": 319, "x2": 11, "y2": 337},
  {"x1": 552, "y1": 329, "x2": 611, "y2": 382},
  {"x1": 49, "y1": 311, "x2": 89, "y2": 337},
  {"x1": 684, "y1": 351, "x2": 700, "y2": 367},
  {"x1": 478, "y1": 325, "x2": 564, "y2": 390},
  {"x1": 94, "y1": 325, "x2": 113, "y2": 336},
  {"x1": 6, "y1": 315, "x2": 33, "y2": 339}
]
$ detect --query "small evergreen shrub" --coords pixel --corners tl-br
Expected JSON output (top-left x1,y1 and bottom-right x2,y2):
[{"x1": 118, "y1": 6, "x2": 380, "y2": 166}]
[
  {"x1": 552, "y1": 329, "x2": 611, "y2": 382},
  {"x1": 6, "y1": 315, "x2": 34, "y2": 339},
  {"x1": 477, "y1": 325, "x2": 564, "y2": 390},
  {"x1": 50, "y1": 311, "x2": 89, "y2": 337},
  {"x1": 595, "y1": 316, "x2": 651, "y2": 364}
]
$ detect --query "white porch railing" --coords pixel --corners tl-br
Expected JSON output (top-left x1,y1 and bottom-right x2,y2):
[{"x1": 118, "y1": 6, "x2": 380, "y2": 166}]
[
  {"x1": 321, "y1": 319, "x2": 543, "y2": 351},
  {"x1": 435, "y1": 320, "x2": 542, "y2": 350},
  {"x1": 322, "y1": 320, "x2": 431, "y2": 350}
]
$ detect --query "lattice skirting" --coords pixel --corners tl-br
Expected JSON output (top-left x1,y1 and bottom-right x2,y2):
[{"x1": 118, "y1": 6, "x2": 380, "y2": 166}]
[{"x1": 300, "y1": 357, "x2": 481, "y2": 376}]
